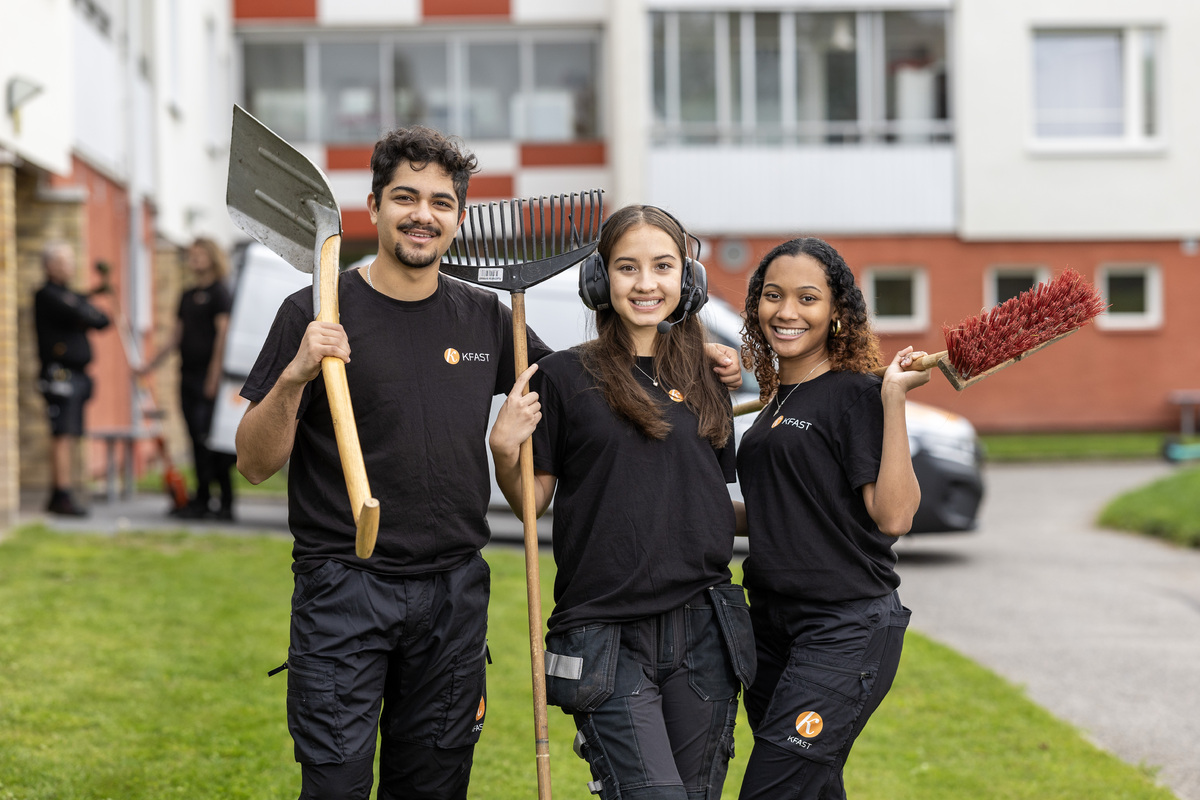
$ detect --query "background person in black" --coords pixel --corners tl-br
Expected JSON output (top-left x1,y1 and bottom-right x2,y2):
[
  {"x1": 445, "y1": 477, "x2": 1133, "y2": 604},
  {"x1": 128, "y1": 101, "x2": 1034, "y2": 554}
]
[
  {"x1": 139, "y1": 237, "x2": 235, "y2": 519},
  {"x1": 734, "y1": 238, "x2": 930, "y2": 800},
  {"x1": 490, "y1": 205, "x2": 754, "y2": 800},
  {"x1": 34, "y1": 241, "x2": 111, "y2": 516}
]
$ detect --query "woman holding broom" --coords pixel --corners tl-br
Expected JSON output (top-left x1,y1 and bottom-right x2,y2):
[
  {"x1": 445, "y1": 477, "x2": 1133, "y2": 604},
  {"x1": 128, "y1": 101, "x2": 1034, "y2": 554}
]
[
  {"x1": 490, "y1": 204, "x2": 755, "y2": 800},
  {"x1": 734, "y1": 237, "x2": 930, "y2": 799}
]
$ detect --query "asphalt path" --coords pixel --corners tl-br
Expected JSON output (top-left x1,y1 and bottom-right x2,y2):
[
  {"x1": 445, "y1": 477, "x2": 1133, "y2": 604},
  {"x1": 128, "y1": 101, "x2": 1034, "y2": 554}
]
[{"x1": 893, "y1": 460, "x2": 1199, "y2": 800}]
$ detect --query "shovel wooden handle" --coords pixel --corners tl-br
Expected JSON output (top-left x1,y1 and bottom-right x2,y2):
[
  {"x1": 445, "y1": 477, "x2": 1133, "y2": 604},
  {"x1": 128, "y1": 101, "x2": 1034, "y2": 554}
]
[{"x1": 316, "y1": 234, "x2": 380, "y2": 558}]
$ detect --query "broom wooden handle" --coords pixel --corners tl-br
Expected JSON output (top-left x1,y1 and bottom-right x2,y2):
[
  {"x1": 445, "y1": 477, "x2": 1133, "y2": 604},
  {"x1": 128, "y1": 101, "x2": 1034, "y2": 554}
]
[
  {"x1": 733, "y1": 350, "x2": 950, "y2": 417},
  {"x1": 511, "y1": 292, "x2": 553, "y2": 800},
  {"x1": 316, "y1": 234, "x2": 380, "y2": 558},
  {"x1": 870, "y1": 350, "x2": 947, "y2": 377}
]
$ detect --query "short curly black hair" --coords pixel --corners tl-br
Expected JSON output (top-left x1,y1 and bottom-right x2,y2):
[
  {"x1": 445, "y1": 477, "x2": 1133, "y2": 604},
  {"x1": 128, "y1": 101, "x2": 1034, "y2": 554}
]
[
  {"x1": 741, "y1": 237, "x2": 881, "y2": 402},
  {"x1": 370, "y1": 126, "x2": 478, "y2": 211}
]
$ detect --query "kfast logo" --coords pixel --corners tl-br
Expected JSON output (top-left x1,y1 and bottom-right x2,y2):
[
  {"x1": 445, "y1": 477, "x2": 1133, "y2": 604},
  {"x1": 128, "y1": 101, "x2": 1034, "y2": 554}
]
[
  {"x1": 771, "y1": 416, "x2": 813, "y2": 430},
  {"x1": 444, "y1": 348, "x2": 491, "y2": 364}
]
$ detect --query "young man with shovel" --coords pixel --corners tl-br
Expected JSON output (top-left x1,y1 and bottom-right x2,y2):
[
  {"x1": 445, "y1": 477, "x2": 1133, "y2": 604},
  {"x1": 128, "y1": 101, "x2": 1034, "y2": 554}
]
[{"x1": 235, "y1": 125, "x2": 742, "y2": 800}]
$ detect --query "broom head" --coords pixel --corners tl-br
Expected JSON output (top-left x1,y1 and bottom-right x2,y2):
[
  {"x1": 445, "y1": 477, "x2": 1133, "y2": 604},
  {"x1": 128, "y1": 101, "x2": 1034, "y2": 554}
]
[{"x1": 939, "y1": 269, "x2": 1108, "y2": 390}]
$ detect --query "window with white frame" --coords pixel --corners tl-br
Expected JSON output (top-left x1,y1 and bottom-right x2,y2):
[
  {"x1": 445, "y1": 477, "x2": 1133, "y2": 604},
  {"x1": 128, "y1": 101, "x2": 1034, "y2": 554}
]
[
  {"x1": 242, "y1": 31, "x2": 599, "y2": 144},
  {"x1": 985, "y1": 265, "x2": 1051, "y2": 308},
  {"x1": 1032, "y1": 27, "x2": 1161, "y2": 147},
  {"x1": 650, "y1": 9, "x2": 950, "y2": 145},
  {"x1": 1094, "y1": 264, "x2": 1162, "y2": 330},
  {"x1": 864, "y1": 267, "x2": 929, "y2": 333}
]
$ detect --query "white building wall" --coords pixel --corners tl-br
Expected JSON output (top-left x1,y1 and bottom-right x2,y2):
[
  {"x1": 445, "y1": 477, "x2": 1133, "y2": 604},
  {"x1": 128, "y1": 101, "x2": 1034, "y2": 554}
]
[
  {"x1": 72, "y1": 12, "x2": 126, "y2": 180},
  {"x1": 649, "y1": 145, "x2": 956, "y2": 235},
  {"x1": 152, "y1": 0, "x2": 238, "y2": 247},
  {"x1": 318, "y1": 0, "x2": 420, "y2": 26},
  {"x1": 514, "y1": 0, "x2": 606, "y2": 23},
  {"x1": 0, "y1": 0, "x2": 73, "y2": 174},
  {"x1": 958, "y1": 0, "x2": 1200, "y2": 240}
]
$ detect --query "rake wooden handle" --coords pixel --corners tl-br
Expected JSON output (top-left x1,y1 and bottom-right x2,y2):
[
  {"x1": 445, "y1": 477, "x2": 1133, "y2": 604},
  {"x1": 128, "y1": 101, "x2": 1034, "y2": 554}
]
[
  {"x1": 316, "y1": 234, "x2": 380, "y2": 558},
  {"x1": 511, "y1": 292, "x2": 553, "y2": 800}
]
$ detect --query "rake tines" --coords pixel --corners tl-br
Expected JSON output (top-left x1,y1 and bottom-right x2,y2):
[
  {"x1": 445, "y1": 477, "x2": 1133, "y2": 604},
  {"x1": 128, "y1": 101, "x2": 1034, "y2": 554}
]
[{"x1": 441, "y1": 189, "x2": 604, "y2": 292}]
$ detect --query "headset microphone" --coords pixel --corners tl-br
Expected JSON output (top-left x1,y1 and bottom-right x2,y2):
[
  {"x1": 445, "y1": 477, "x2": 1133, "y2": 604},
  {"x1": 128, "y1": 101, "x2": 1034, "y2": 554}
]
[{"x1": 657, "y1": 296, "x2": 697, "y2": 334}]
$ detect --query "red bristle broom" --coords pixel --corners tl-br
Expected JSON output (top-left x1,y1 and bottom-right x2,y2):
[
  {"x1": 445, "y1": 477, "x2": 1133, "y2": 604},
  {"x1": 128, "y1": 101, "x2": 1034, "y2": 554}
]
[{"x1": 734, "y1": 269, "x2": 1107, "y2": 414}]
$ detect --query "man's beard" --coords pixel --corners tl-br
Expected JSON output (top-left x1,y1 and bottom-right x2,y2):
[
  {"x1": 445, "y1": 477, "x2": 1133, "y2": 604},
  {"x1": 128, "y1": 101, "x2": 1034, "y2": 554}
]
[{"x1": 393, "y1": 240, "x2": 441, "y2": 269}]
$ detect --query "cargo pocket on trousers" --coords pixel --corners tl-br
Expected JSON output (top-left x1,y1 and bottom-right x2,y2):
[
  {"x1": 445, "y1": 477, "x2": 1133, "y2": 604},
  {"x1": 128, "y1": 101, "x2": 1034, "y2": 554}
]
[
  {"x1": 708, "y1": 583, "x2": 758, "y2": 690},
  {"x1": 286, "y1": 655, "x2": 343, "y2": 764},
  {"x1": 760, "y1": 659, "x2": 876, "y2": 766},
  {"x1": 544, "y1": 623, "x2": 619, "y2": 713}
]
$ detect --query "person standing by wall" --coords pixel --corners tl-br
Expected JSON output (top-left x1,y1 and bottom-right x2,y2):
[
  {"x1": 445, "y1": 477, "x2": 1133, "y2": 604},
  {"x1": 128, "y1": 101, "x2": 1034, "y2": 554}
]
[
  {"x1": 140, "y1": 237, "x2": 236, "y2": 519},
  {"x1": 34, "y1": 241, "x2": 111, "y2": 516}
]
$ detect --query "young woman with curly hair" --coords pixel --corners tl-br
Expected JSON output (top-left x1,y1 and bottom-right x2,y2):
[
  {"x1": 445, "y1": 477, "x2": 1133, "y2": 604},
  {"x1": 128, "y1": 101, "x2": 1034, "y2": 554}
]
[{"x1": 735, "y1": 237, "x2": 930, "y2": 800}]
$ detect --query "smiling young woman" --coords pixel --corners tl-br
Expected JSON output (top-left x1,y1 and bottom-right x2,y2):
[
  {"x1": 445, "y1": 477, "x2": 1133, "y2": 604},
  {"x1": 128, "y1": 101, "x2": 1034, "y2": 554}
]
[
  {"x1": 489, "y1": 204, "x2": 754, "y2": 800},
  {"x1": 735, "y1": 237, "x2": 931, "y2": 800}
]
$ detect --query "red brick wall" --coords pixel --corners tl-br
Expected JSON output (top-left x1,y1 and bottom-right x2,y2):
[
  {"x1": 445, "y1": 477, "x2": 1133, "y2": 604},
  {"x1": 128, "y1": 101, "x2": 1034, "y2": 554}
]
[{"x1": 705, "y1": 234, "x2": 1200, "y2": 433}]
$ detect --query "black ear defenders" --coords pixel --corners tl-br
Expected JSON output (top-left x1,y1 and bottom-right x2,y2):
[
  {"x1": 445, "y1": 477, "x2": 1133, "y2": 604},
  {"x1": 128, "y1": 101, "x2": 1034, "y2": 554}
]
[{"x1": 578, "y1": 208, "x2": 708, "y2": 325}]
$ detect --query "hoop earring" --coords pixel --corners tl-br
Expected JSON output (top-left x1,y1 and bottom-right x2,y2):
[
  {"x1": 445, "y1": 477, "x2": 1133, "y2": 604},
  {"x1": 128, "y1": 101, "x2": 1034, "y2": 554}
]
[{"x1": 832, "y1": 319, "x2": 842, "y2": 336}]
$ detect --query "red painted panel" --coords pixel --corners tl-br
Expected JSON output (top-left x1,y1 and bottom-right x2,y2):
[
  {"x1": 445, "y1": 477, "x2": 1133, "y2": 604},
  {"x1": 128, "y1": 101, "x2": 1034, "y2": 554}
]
[
  {"x1": 326, "y1": 146, "x2": 375, "y2": 171},
  {"x1": 234, "y1": 0, "x2": 316, "y2": 20},
  {"x1": 467, "y1": 174, "x2": 514, "y2": 200},
  {"x1": 520, "y1": 141, "x2": 607, "y2": 167},
  {"x1": 423, "y1": 0, "x2": 510, "y2": 18},
  {"x1": 342, "y1": 209, "x2": 377, "y2": 242}
]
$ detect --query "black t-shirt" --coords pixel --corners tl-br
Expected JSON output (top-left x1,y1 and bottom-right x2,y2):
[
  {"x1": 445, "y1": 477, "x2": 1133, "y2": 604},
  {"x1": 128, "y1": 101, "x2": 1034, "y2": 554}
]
[
  {"x1": 241, "y1": 273, "x2": 552, "y2": 575},
  {"x1": 178, "y1": 282, "x2": 232, "y2": 375},
  {"x1": 34, "y1": 282, "x2": 111, "y2": 369},
  {"x1": 532, "y1": 349, "x2": 737, "y2": 632},
  {"x1": 736, "y1": 369, "x2": 900, "y2": 602}
]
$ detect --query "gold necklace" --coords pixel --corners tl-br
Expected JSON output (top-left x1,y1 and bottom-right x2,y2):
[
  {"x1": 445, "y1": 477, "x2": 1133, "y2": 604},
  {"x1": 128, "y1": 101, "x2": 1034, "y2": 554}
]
[
  {"x1": 633, "y1": 360, "x2": 685, "y2": 403},
  {"x1": 771, "y1": 357, "x2": 830, "y2": 416}
]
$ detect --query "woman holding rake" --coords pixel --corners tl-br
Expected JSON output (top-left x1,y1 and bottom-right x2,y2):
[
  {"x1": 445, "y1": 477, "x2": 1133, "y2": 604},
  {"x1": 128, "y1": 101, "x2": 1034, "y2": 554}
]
[
  {"x1": 734, "y1": 237, "x2": 930, "y2": 799},
  {"x1": 490, "y1": 204, "x2": 754, "y2": 800}
]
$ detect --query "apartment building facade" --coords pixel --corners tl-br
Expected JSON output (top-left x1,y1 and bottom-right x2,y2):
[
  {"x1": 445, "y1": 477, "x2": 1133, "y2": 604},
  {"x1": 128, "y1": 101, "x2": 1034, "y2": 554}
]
[{"x1": 231, "y1": 0, "x2": 1200, "y2": 436}]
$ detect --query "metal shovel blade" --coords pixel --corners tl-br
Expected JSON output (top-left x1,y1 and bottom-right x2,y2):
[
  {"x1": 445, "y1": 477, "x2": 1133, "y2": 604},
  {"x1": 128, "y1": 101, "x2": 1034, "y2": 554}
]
[{"x1": 226, "y1": 105, "x2": 341, "y2": 273}]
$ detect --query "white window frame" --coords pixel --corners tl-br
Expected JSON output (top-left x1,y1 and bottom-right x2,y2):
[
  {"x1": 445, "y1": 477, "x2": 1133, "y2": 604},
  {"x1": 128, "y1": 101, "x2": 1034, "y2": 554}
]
[
  {"x1": 1029, "y1": 24, "x2": 1164, "y2": 155},
  {"x1": 864, "y1": 267, "x2": 928, "y2": 333},
  {"x1": 1094, "y1": 263, "x2": 1162, "y2": 330},
  {"x1": 984, "y1": 265, "x2": 1051, "y2": 309}
]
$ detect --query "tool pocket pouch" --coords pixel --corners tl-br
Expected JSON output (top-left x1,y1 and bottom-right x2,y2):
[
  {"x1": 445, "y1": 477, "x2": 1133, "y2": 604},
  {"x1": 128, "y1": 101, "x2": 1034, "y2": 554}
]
[
  {"x1": 544, "y1": 623, "x2": 619, "y2": 713},
  {"x1": 708, "y1": 583, "x2": 757, "y2": 689}
]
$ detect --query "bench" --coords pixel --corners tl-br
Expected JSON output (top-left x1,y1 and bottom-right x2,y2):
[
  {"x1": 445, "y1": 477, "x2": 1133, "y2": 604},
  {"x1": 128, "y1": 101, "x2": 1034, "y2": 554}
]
[
  {"x1": 1167, "y1": 390, "x2": 1200, "y2": 437},
  {"x1": 89, "y1": 428, "x2": 161, "y2": 504}
]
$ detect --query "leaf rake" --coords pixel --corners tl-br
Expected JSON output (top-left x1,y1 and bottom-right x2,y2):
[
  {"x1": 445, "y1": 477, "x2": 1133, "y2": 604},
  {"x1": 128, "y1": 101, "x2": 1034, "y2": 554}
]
[{"x1": 440, "y1": 189, "x2": 604, "y2": 800}]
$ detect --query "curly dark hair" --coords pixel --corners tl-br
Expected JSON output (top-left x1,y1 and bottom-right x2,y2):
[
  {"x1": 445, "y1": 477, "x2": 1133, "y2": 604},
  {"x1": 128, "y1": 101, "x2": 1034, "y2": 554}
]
[
  {"x1": 741, "y1": 237, "x2": 882, "y2": 402},
  {"x1": 370, "y1": 126, "x2": 478, "y2": 210}
]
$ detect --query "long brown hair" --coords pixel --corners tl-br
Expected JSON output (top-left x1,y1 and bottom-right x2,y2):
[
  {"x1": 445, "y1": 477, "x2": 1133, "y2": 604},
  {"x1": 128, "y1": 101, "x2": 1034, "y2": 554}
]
[
  {"x1": 190, "y1": 237, "x2": 230, "y2": 282},
  {"x1": 742, "y1": 237, "x2": 882, "y2": 403},
  {"x1": 579, "y1": 205, "x2": 731, "y2": 447}
]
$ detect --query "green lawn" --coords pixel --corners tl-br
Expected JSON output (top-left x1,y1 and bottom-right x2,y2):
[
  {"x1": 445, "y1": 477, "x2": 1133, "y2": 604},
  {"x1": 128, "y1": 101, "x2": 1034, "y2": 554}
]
[
  {"x1": 979, "y1": 431, "x2": 1169, "y2": 461},
  {"x1": 1098, "y1": 465, "x2": 1200, "y2": 548},
  {"x1": 0, "y1": 527, "x2": 1178, "y2": 799}
]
